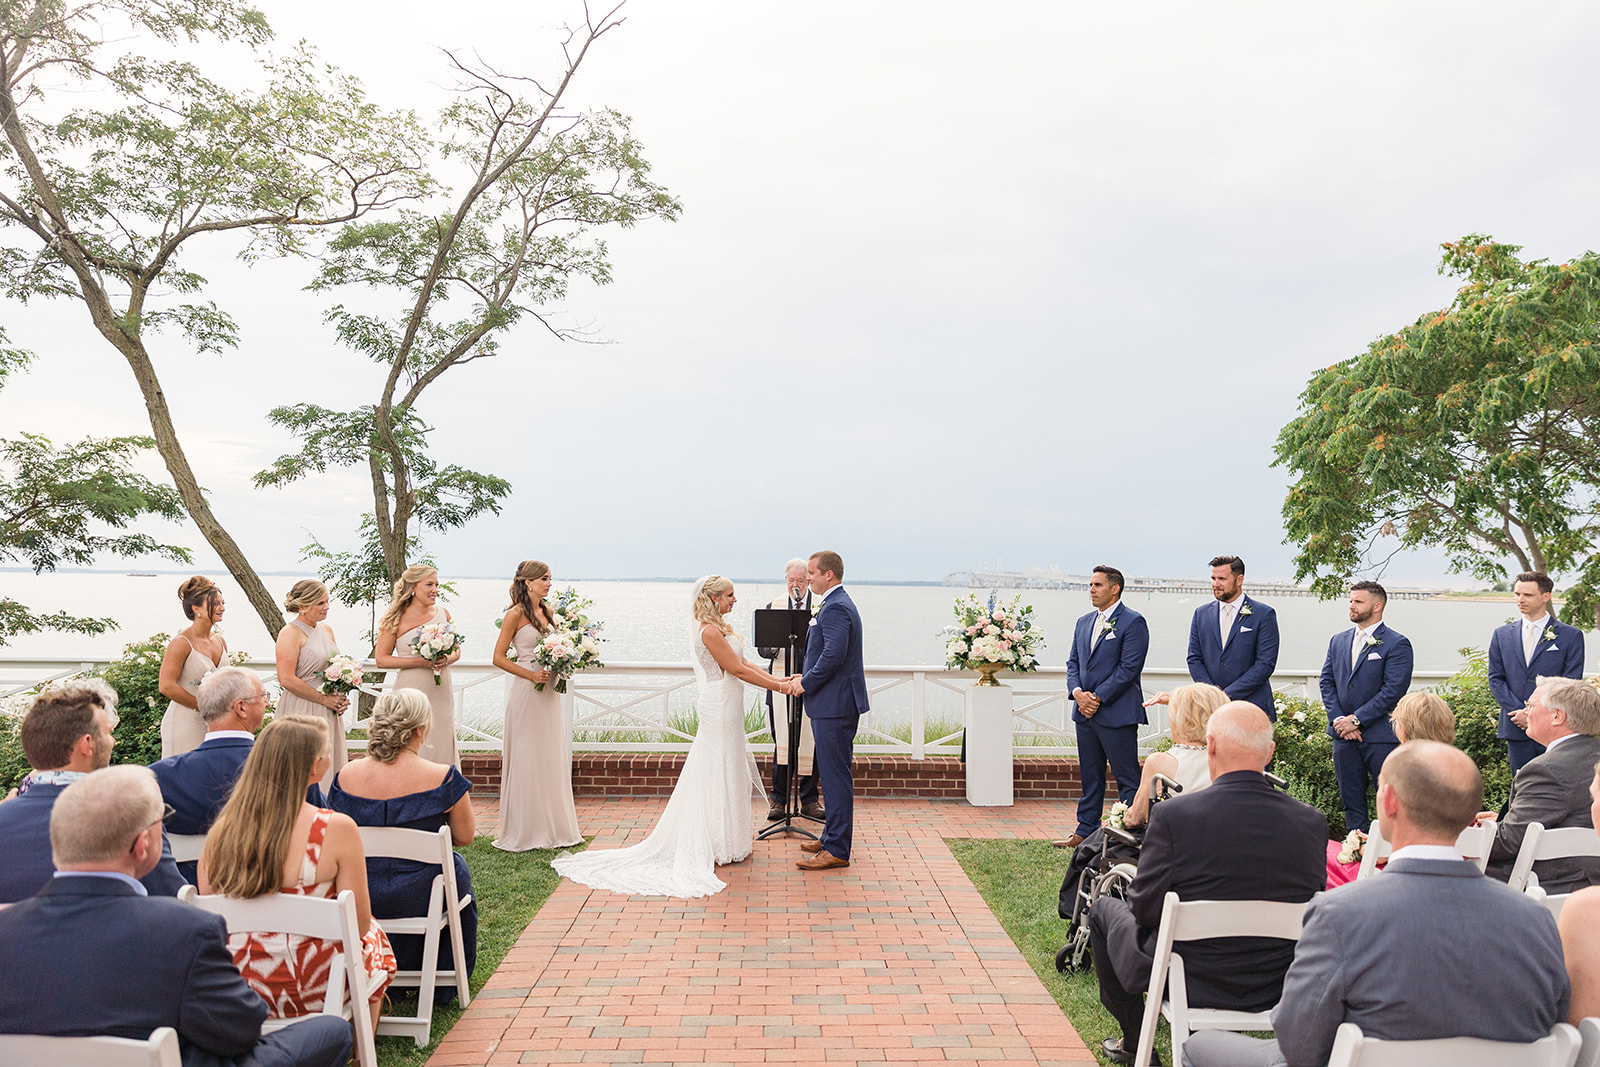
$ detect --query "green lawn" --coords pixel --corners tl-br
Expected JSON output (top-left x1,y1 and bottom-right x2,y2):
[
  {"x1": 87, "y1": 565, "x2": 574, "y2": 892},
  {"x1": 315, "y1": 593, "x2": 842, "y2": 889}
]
[
  {"x1": 946, "y1": 838, "x2": 1172, "y2": 1067},
  {"x1": 375, "y1": 837, "x2": 580, "y2": 1067}
]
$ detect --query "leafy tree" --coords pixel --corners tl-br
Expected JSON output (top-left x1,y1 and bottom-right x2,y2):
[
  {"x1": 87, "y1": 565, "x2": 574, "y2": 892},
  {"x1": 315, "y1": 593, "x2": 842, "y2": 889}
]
[
  {"x1": 0, "y1": 0, "x2": 431, "y2": 635},
  {"x1": 300, "y1": 515, "x2": 445, "y2": 648},
  {"x1": 1276, "y1": 236, "x2": 1600, "y2": 625},
  {"x1": 256, "y1": 2, "x2": 681, "y2": 582}
]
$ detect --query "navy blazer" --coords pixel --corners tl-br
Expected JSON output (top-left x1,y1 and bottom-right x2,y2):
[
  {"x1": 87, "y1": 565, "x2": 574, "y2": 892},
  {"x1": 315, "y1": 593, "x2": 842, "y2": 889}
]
[
  {"x1": 151, "y1": 736, "x2": 255, "y2": 836},
  {"x1": 1186, "y1": 596, "x2": 1280, "y2": 719},
  {"x1": 800, "y1": 587, "x2": 868, "y2": 720},
  {"x1": 1487, "y1": 617, "x2": 1587, "y2": 742},
  {"x1": 1319, "y1": 622, "x2": 1413, "y2": 744},
  {"x1": 0, "y1": 780, "x2": 185, "y2": 903},
  {"x1": 0, "y1": 875, "x2": 268, "y2": 1060},
  {"x1": 1065, "y1": 602, "x2": 1149, "y2": 729}
]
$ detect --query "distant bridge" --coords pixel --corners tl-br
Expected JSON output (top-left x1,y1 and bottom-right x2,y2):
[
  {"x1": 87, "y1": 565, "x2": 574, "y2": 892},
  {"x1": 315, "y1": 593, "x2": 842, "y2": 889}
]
[{"x1": 942, "y1": 567, "x2": 1450, "y2": 601}]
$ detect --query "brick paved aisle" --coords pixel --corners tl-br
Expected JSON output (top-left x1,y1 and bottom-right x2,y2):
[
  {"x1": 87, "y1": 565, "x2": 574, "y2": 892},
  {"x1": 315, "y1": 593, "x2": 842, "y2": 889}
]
[{"x1": 432, "y1": 797, "x2": 1095, "y2": 1066}]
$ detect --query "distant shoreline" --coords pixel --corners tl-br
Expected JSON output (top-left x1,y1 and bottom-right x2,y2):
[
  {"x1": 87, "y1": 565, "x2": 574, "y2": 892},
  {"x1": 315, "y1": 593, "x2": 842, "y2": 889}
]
[{"x1": 0, "y1": 567, "x2": 943, "y2": 587}]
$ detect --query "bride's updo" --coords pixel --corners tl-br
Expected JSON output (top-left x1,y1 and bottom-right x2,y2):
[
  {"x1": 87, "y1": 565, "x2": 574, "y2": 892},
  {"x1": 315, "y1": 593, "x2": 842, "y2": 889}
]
[{"x1": 692, "y1": 576, "x2": 735, "y2": 636}]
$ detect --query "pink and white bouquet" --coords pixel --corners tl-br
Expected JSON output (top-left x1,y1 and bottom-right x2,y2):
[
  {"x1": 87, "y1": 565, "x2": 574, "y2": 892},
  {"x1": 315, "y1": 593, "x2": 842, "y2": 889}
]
[
  {"x1": 411, "y1": 622, "x2": 465, "y2": 686},
  {"x1": 1336, "y1": 829, "x2": 1367, "y2": 866},
  {"x1": 531, "y1": 588, "x2": 604, "y2": 693},
  {"x1": 940, "y1": 591, "x2": 1044, "y2": 673},
  {"x1": 319, "y1": 652, "x2": 365, "y2": 695}
]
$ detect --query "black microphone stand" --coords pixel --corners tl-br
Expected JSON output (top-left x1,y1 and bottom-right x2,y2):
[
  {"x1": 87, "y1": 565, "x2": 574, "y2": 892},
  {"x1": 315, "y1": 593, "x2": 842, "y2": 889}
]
[{"x1": 755, "y1": 606, "x2": 818, "y2": 841}]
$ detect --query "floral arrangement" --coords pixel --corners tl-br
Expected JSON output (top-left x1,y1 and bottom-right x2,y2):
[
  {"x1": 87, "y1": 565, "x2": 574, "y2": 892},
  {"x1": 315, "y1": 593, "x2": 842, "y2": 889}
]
[
  {"x1": 493, "y1": 617, "x2": 520, "y2": 663},
  {"x1": 940, "y1": 592, "x2": 1044, "y2": 673},
  {"x1": 1105, "y1": 801, "x2": 1130, "y2": 833},
  {"x1": 1336, "y1": 828, "x2": 1367, "y2": 865},
  {"x1": 411, "y1": 622, "x2": 465, "y2": 686},
  {"x1": 319, "y1": 653, "x2": 365, "y2": 695},
  {"x1": 531, "y1": 588, "x2": 605, "y2": 693}
]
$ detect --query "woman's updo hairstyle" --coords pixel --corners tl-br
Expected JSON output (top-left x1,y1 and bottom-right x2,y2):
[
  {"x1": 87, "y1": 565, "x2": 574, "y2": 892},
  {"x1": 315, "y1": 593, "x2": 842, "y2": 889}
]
[
  {"x1": 178, "y1": 576, "x2": 221, "y2": 621},
  {"x1": 283, "y1": 579, "x2": 330, "y2": 615},
  {"x1": 378, "y1": 563, "x2": 438, "y2": 636},
  {"x1": 508, "y1": 560, "x2": 552, "y2": 633},
  {"x1": 366, "y1": 689, "x2": 432, "y2": 763},
  {"x1": 692, "y1": 576, "x2": 735, "y2": 636}
]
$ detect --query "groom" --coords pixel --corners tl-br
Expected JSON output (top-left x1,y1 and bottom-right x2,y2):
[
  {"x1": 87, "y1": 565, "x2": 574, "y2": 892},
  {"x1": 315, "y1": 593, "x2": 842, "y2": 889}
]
[{"x1": 784, "y1": 550, "x2": 868, "y2": 871}]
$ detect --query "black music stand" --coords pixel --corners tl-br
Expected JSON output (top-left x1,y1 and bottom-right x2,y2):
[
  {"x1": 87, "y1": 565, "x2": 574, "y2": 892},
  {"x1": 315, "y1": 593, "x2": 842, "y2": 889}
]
[{"x1": 753, "y1": 607, "x2": 818, "y2": 840}]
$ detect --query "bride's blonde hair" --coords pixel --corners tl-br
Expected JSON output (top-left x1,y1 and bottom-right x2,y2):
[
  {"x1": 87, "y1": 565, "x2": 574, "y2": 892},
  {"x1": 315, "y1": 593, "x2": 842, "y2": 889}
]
[{"x1": 692, "y1": 576, "x2": 735, "y2": 636}]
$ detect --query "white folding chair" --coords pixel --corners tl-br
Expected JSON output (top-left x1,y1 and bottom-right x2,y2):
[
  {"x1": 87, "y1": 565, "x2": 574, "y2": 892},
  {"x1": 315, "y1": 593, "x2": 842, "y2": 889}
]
[
  {"x1": 178, "y1": 886, "x2": 376, "y2": 1067},
  {"x1": 1324, "y1": 1020, "x2": 1579, "y2": 1066},
  {"x1": 1356, "y1": 822, "x2": 1495, "y2": 880},
  {"x1": 0, "y1": 1027, "x2": 180, "y2": 1067},
  {"x1": 358, "y1": 825, "x2": 474, "y2": 1045},
  {"x1": 167, "y1": 833, "x2": 206, "y2": 864},
  {"x1": 1133, "y1": 892, "x2": 1309, "y2": 1067},
  {"x1": 1573, "y1": 1017, "x2": 1600, "y2": 1067},
  {"x1": 1509, "y1": 823, "x2": 1600, "y2": 892},
  {"x1": 1524, "y1": 883, "x2": 1572, "y2": 921}
]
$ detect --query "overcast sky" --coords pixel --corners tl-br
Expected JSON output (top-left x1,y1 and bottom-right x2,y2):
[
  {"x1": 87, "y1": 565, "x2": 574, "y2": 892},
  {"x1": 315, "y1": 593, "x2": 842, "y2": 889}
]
[{"x1": 5, "y1": 1, "x2": 1599, "y2": 584}]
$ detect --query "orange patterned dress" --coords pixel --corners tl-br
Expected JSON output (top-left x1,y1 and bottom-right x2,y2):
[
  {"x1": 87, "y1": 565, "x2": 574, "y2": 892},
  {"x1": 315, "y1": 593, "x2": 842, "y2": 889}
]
[{"x1": 229, "y1": 809, "x2": 397, "y2": 1016}]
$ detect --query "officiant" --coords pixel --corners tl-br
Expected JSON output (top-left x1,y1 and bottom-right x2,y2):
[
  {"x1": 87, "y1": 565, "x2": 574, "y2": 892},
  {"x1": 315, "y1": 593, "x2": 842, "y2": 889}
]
[{"x1": 759, "y1": 558, "x2": 824, "y2": 822}]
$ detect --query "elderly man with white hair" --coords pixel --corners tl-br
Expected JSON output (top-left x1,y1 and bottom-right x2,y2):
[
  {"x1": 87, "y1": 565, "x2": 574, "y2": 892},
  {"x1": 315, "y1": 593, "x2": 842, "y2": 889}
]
[
  {"x1": 756, "y1": 557, "x2": 824, "y2": 822},
  {"x1": 0, "y1": 765, "x2": 352, "y2": 1066}
]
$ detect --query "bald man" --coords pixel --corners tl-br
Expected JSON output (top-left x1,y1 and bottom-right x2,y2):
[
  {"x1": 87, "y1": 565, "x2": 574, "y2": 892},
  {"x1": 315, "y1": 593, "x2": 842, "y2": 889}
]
[
  {"x1": 1184, "y1": 741, "x2": 1569, "y2": 1067},
  {"x1": 1087, "y1": 703, "x2": 1327, "y2": 1065}
]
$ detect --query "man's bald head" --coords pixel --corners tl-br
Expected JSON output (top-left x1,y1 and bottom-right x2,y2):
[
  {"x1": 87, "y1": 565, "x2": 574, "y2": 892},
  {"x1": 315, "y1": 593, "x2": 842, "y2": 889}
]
[
  {"x1": 1205, "y1": 701, "x2": 1275, "y2": 777},
  {"x1": 1378, "y1": 740, "x2": 1482, "y2": 844}
]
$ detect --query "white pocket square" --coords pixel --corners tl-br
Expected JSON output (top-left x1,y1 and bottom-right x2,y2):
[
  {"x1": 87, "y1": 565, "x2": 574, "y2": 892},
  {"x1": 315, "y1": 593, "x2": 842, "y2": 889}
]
[
  {"x1": 1104, "y1": 633, "x2": 1117, "y2": 640},
  {"x1": 1240, "y1": 626, "x2": 1253, "y2": 633},
  {"x1": 1366, "y1": 652, "x2": 1382, "y2": 660},
  {"x1": 807, "y1": 619, "x2": 817, "y2": 628}
]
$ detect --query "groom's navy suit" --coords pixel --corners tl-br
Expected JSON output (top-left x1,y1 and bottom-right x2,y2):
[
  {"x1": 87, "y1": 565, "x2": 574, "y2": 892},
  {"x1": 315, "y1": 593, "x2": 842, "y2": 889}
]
[
  {"x1": 801, "y1": 586, "x2": 869, "y2": 859},
  {"x1": 1319, "y1": 621, "x2": 1412, "y2": 833},
  {"x1": 1487, "y1": 615, "x2": 1586, "y2": 773},
  {"x1": 1065, "y1": 602, "x2": 1149, "y2": 837},
  {"x1": 1186, "y1": 596, "x2": 1280, "y2": 719}
]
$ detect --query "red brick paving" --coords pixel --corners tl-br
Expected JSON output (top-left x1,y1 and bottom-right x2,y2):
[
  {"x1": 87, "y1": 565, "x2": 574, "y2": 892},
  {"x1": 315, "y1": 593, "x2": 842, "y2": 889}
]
[{"x1": 435, "y1": 796, "x2": 1094, "y2": 1066}]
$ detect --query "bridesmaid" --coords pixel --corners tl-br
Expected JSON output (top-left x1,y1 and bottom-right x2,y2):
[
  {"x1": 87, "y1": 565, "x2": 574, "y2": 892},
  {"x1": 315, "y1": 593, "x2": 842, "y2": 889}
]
[
  {"x1": 158, "y1": 576, "x2": 228, "y2": 758},
  {"x1": 374, "y1": 564, "x2": 461, "y2": 766},
  {"x1": 492, "y1": 560, "x2": 581, "y2": 851},
  {"x1": 275, "y1": 579, "x2": 351, "y2": 792}
]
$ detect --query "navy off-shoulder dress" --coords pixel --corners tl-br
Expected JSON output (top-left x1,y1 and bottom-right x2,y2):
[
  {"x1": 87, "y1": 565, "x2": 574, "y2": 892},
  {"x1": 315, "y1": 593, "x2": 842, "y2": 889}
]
[{"x1": 329, "y1": 767, "x2": 478, "y2": 1002}]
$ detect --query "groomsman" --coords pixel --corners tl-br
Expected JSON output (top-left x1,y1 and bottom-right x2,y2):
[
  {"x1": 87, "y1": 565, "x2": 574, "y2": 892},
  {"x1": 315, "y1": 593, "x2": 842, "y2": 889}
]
[
  {"x1": 1062, "y1": 565, "x2": 1150, "y2": 848},
  {"x1": 1488, "y1": 571, "x2": 1587, "y2": 774},
  {"x1": 1186, "y1": 555, "x2": 1281, "y2": 720},
  {"x1": 1320, "y1": 581, "x2": 1413, "y2": 833},
  {"x1": 757, "y1": 558, "x2": 822, "y2": 821}
]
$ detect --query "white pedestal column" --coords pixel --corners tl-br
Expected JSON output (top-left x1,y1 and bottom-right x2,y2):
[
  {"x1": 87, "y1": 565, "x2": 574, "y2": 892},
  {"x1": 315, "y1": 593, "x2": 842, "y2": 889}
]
[{"x1": 964, "y1": 682, "x2": 1014, "y2": 806}]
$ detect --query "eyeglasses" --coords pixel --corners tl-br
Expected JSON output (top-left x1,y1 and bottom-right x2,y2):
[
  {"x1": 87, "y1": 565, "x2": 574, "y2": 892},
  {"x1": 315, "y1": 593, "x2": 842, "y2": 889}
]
[{"x1": 161, "y1": 803, "x2": 176, "y2": 824}]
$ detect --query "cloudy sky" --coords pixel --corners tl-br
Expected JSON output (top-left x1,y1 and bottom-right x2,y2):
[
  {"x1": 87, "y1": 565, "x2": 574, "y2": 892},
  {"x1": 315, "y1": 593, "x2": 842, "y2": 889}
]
[{"x1": 5, "y1": 0, "x2": 1599, "y2": 584}]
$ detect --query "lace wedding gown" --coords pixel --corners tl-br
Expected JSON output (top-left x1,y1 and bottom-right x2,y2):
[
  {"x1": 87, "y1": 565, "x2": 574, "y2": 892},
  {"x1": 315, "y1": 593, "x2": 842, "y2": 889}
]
[{"x1": 552, "y1": 626, "x2": 763, "y2": 898}]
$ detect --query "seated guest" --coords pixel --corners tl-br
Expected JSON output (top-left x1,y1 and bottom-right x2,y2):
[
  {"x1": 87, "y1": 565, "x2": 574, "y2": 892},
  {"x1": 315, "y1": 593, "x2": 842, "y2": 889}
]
[
  {"x1": 1480, "y1": 677, "x2": 1600, "y2": 894},
  {"x1": 0, "y1": 679, "x2": 183, "y2": 902},
  {"x1": 1122, "y1": 683, "x2": 1228, "y2": 829},
  {"x1": 0, "y1": 765, "x2": 351, "y2": 1067},
  {"x1": 330, "y1": 689, "x2": 478, "y2": 1002},
  {"x1": 1087, "y1": 702, "x2": 1327, "y2": 1065},
  {"x1": 1184, "y1": 741, "x2": 1569, "y2": 1067},
  {"x1": 199, "y1": 716, "x2": 396, "y2": 1032},
  {"x1": 1560, "y1": 757, "x2": 1600, "y2": 1023}
]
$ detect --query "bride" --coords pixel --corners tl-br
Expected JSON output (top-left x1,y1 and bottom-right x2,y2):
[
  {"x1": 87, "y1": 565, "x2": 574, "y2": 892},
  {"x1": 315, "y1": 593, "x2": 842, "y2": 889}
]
[{"x1": 552, "y1": 575, "x2": 787, "y2": 898}]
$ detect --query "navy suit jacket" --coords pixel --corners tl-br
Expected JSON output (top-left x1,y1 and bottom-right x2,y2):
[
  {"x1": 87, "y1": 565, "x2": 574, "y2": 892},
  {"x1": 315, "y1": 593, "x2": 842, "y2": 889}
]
[
  {"x1": 1319, "y1": 622, "x2": 1413, "y2": 744},
  {"x1": 800, "y1": 587, "x2": 868, "y2": 720},
  {"x1": 0, "y1": 875, "x2": 269, "y2": 1064},
  {"x1": 151, "y1": 736, "x2": 255, "y2": 836},
  {"x1": 1186, "y1": 596, "x2": 1280, "y2": 719},
  {"x1": 0, "y1": 780, "x2": 185, "y2": 903},
  {"x1": 1487, "y1": 617, "x2": 1587, "y2": 741},
  {"x1": 1065, "y1": 602, "x2": 1149, "y2": 729}
]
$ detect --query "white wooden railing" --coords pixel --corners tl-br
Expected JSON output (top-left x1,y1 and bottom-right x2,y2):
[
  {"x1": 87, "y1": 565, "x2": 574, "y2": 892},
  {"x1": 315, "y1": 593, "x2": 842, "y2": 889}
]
[{"x1": 0, "y1": 658, "x2": 1458, "y2": 758}]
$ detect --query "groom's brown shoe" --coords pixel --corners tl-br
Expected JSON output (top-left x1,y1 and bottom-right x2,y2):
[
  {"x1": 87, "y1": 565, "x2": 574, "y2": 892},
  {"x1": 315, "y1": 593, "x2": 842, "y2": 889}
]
[
  {"x1": 797, "y1": 851, "x2": 849, "y2": 870},
  {"x1": 800, "y1": 840, "x2": 825, "y2": 853}
]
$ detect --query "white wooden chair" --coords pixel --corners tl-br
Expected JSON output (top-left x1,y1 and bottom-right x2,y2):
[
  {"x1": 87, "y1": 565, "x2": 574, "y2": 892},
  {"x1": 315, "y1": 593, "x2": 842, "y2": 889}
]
[
  {"x1": 1355, "y1": 822, "x2": 1495, "y2": 879},
  {"x1": 1132, "y1": 892, "x2": 1309, "y2": 1067},
  {"x1": 1508, "y1": 823, "x2": 1600, "y2": 892},
  {"x1": 1572, "y1": 1017, "x2": 1600, "y2": 1067},
  {"x1": 358, "y1": 825, "x2": 475, "y2": 1046},
  {"x1": 0, "y1": 1027, "x2": 180, "y2": 1067},
  {"x1": 1524, "y1": 883, "x2": 1572, "y2": 921},
  {"x1": 1324, "y1": 1020, "x2": 1580, "y2": 1066},
  {"x1": 167, "y1": 833, "x2": 206, "y2": 864},
  {"x1": 178, "y1": 886, "x2": 376, "y2": 1067}
]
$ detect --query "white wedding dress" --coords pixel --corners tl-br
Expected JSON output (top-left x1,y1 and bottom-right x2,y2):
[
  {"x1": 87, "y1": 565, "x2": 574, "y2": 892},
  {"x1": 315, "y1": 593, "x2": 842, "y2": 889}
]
[{"x1": 551, "y1": 625, "x2": 763, "y2": 898}]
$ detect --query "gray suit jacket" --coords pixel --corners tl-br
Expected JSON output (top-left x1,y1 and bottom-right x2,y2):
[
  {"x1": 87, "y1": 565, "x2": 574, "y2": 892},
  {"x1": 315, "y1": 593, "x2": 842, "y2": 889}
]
[
  {"x1": 1270, "y1": 858, "x2": 1567, "y2": 1066},
  {"x1": 1486, "y1": 732, "x2": 1600, "y2": 894}
]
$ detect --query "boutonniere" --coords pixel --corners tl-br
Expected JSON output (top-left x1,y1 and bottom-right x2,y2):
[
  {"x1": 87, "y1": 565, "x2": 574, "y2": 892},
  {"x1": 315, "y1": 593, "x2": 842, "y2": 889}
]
[
  {"x1": 1102, "y1": 615, "x2": 1118, "y2": 634},
  {"x1": 1238, "y1": 604, "x2": 1253, "y2": 617},
  {"x1": 1363, "y1": 634, "x2": 1382, "y2": 648},
  {"x1": 811, "y1": 601, "x2": 823, "y2": 617},
  {"x1": 1542, "y1": 627, "x2": 1558, "y2": 643}
]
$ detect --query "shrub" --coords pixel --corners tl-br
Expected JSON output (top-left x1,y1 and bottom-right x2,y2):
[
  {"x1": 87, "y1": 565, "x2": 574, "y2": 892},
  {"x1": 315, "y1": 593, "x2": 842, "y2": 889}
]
[
  {"x1": 1434, "y1": 648, "x2": 1512, "y2": 812},
  {"x1": 97, "y1": 633, "x2": 172, "y2": 769}
]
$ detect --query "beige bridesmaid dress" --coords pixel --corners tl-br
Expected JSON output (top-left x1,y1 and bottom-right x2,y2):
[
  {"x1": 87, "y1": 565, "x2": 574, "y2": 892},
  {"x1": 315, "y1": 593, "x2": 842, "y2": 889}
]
[
  {"x1": 494, "y1": 623, "x2": 581, "y2": 850},
  {"x1": 159, "y1": 637, "x2": 219, "y2": 758},
  {"x1": 394, "y1": 607, "x2": 459, "y2": 766},
  {"x1": 276, "y1": 619, "x2": 349, "y2": 792}
]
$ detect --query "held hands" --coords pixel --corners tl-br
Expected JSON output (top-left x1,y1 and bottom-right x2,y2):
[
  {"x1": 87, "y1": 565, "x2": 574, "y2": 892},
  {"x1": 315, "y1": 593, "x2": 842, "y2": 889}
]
[
  {"x1": 324, "y1": 693, "x2": 351, "y2": 713},
  {"x1": 1511, "y1": 708, "x2": 1530, "y2": 731},
  {"x1": 1334, "y1": 715, "x2": 1363, "y2": 741},
  {"x1": 1073, "y1": 688, "x2": 1100, "y2": 717},
  {"x1": 779, "y1": 675, "x2": 805, "y2": 696}
]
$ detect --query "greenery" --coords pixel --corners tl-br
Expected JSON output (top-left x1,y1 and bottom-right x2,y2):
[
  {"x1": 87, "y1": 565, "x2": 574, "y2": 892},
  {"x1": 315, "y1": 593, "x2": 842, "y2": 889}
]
[
  {"x1": 1275, "y1": 236, "x2": 1600, "y2": 627},
  {"x1": 948, "y1": 838, "x2": 1173, "y2": 1066}
]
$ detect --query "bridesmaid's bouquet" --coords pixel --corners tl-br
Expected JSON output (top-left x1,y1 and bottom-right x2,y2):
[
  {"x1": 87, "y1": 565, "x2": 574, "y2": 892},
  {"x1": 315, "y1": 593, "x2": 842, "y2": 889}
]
[
  {"x1": 1336, "y1": 829, "x2": 1367, "y2": 866},
  {"x1": 412, "y1": 622, "x2": 465, "y2": 686},
  {"x1": 532, "y1": 588, "x2": 605, "y2": 693},
  {"x1": 319, "y1": 653, "x2": 365, "y2": 695}
]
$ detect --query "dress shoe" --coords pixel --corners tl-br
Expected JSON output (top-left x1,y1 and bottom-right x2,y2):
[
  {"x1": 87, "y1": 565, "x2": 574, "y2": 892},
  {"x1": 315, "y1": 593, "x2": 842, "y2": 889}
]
[
  {"x1": 766, "y1": 802, "x2": 787, "y2": 822},
  {"x1": 1052, "y1": 834, "x2": 1086, "y2": 849},
  {"x1": 801, "y1": 802, "x2": 827, "y2": 820},
  {"x1": 800, "y1": 840, "x2": 825, "y2": 853},
  {"x1": 1100, "y1": 1037, "x2": 1157, "y2": 1065},
  {"x1": 796, "y1": 851, "x2": 849, "y2": 870}
]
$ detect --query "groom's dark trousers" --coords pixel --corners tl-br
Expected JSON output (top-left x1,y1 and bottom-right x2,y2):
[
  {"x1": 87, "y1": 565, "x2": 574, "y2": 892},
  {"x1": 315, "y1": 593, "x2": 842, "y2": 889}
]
[{"x1": 801, "y1": 586, "x2": 869, "y2": 859}]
